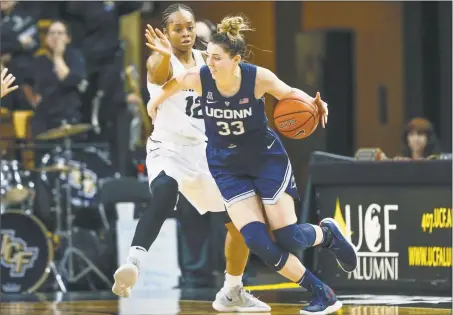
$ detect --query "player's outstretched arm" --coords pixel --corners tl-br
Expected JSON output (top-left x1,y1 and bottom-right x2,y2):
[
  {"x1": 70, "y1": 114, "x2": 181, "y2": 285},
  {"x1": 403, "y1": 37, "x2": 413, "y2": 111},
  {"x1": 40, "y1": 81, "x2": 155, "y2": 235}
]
[
  {"x1": 145, "y1": 24, "x2": 173, "y2": 85},
  {"x1": 256, "y1": 66, "x2": 328, "y2": 128},
  {"x1": 147, "y1": 66, "x2": 202, "y2": 121}
]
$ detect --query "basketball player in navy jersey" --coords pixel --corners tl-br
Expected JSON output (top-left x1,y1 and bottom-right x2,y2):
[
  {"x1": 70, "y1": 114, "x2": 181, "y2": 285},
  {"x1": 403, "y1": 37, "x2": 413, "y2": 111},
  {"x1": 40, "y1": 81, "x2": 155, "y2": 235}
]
[
  {"x1": 147, "y1": 15, "x2": 358, "y2": 315},
  {"x1": 1, "y1": 67, "x2": 18, "y2": 98},
  {"x1": 113, "y1": 5, "x2": 269, "y2": 312}
]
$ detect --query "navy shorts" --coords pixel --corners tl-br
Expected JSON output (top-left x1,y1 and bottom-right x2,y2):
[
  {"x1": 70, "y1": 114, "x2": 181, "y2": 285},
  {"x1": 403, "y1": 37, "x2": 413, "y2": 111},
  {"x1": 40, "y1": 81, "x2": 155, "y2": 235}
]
[{"x1": 206, "y1": 129, "x2": 299, "y2": 207}]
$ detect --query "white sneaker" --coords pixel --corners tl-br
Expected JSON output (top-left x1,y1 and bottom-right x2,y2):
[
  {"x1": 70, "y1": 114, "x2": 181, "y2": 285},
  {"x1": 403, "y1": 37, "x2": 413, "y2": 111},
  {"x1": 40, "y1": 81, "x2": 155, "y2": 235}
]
[
  {"x1": 112, "y1": 262, "x2": 139, "y2": 298},
  {"x1": 212, "y1": 285, "x2": 271, "y2": 312}
]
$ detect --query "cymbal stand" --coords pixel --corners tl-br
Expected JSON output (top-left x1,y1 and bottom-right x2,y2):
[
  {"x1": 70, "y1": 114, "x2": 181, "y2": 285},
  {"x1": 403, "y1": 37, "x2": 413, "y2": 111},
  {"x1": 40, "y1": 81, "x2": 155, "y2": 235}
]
[
  {"x1": 22, "y1": 208, "x2": 67, "y2": 293},
  {"x1": 53, "y1": 177, "x2": 62, "y2": 234},
  {"x1": 58, "y1": 134, "x2": 112, "y2": 287},
  {"x1": 48, "y1": 261, "x2": 67, "y2": 293}
]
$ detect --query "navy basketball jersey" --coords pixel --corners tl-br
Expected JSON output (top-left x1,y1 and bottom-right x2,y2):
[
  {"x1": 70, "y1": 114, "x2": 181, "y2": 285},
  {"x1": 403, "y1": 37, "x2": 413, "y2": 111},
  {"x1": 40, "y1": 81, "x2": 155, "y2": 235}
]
[{"x1": 199, "y1": 63, "x2": 268, "y2": 147}]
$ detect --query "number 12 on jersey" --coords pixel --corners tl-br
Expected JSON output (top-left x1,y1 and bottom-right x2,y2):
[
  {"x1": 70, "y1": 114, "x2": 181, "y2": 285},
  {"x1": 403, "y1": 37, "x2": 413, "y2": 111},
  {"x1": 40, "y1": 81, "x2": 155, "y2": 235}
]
[
  {"x1": 185, "y1": 96, "x2": 203, "y2": 119},
  {"x1": 217, "y1": 121, "x2": 245, "y2": 136}
]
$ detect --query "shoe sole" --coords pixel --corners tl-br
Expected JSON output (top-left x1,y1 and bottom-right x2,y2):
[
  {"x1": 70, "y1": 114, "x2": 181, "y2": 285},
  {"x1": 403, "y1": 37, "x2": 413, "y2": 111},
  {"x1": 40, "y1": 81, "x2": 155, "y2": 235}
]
[
  {"x1": 320, "y1": 218, "x2": 357, "y2": 273},
  {"x1": 112, "y1": 265, "x2": 138, "y2": 298},
  {"x1": 212, "y1": 300, "x2": 271, "y2": 312},
  {"x1": 300, "y1": 300, "x2": 342, "y2": 315}
]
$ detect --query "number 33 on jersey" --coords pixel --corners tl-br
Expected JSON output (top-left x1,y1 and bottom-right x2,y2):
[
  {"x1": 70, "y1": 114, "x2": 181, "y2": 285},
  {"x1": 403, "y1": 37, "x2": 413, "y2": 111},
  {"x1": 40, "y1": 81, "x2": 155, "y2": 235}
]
[{"x1": 200, "y1": 64, "x2": 268, "y2": 145}]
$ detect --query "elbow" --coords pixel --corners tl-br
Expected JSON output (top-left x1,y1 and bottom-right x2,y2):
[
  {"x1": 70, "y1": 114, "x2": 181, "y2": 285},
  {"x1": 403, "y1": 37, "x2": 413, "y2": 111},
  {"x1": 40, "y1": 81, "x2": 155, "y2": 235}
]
[
  {"x1": 147, "y1": 65, "x2": 170, "y2": 86},
  {"x1": 60, "y1": 70, "x2": 71, "y2": 82},
  {"x1": 61, "y1": 73, "x2": 83, "y2": 87},
  {"x1": 148, "y1": 74, "x2": 167, "y2": 86}
]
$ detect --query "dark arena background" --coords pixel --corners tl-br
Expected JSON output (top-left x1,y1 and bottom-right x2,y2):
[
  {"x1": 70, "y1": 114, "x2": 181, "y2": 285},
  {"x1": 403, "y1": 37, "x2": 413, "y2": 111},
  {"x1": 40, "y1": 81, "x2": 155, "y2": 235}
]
[{"x1": 0, "y1": 1, "x2": 451, "y2": 315}]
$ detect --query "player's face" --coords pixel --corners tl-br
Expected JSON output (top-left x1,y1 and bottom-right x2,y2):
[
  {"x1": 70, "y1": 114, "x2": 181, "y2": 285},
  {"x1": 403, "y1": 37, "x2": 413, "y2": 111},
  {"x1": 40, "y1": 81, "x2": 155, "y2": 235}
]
[
  {"x1": 165, "y1": 10, "x2": 196, "y2": 52},
  {"x1": 46, "y1": 22, "x2": 70, "y2": 50},
  {"x1": 206, "y1": 43, "x2": 241, "y2": 81},
  {"x1": 407, "y1": 130, "x2": 427, "y2": 154}
]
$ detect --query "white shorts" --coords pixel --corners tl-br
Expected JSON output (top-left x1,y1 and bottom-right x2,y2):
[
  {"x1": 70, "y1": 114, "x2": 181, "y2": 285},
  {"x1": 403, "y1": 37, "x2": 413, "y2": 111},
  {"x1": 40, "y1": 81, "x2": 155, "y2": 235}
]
[{"x1": 145, "y1": 137, "x2": 225, "y2": 215}]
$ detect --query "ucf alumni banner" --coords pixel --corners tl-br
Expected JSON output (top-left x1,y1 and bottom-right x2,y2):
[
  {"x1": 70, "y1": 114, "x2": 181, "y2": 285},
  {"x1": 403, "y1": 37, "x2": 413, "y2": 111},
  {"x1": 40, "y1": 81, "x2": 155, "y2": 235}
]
[{"x1": 314, "y1": 186, "x2": 452, "y2": 293}]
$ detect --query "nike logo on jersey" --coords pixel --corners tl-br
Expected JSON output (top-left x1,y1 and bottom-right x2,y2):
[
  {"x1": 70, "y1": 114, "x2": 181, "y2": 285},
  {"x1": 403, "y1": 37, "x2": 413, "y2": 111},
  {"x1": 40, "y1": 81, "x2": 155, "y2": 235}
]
[
  {"x1": 206, "y1": 100, "x2": 218, "y2": 104},
  {"x1": 274, "y1": 255, "x2": 282, "y2": 267},
  {"x1": 290, "y1": 175, "x2": 297, "y2": 189},
  {"x1": 267, "y1": 140, "x2": 276, "y2": 149}
]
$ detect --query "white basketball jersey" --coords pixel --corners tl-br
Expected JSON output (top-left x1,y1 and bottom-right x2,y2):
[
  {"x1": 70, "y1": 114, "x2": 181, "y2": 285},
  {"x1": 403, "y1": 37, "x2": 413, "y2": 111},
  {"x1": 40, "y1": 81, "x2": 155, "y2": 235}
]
[{"x1": 147, "y1": 49, "x2": 206, "y2": 144}]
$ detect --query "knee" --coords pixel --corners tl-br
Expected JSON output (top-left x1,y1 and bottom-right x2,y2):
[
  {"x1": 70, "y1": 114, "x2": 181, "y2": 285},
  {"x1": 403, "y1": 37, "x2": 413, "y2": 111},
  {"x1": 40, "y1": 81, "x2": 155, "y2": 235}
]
[
  {"x1": 149, "y1": 171, "x2": 179, "y2": 217},
  {"x1": 273, "y1": 224, "x2": 315, "y2": 253},
  {"x1": 240, "y1": 221, "x2": 288, "y2": 271},
  {"x1": 150, "y1": 171, "x2": 178, "y2": 196}
]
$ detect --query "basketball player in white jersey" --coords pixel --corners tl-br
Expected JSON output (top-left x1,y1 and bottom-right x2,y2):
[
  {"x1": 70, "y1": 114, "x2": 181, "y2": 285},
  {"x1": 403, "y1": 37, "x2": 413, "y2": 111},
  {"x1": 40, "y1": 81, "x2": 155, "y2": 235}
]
[{"x1": 112, "y1": 4, "x2": 269, "y2": 312}]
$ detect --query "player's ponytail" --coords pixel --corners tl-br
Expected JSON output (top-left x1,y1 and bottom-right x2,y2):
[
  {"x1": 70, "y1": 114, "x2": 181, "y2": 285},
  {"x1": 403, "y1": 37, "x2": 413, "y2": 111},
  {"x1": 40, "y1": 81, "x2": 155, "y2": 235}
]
[
  {"x1": 217, "y1": 16, "x2": 252, "y2": 42},
  {"x1": 212, "y1": 15, "x2": 254, "y2": 60}
]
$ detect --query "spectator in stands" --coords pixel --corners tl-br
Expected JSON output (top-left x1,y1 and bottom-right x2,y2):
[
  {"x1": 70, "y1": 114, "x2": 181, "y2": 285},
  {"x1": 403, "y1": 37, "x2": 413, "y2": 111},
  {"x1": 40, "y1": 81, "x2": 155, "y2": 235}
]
[
  {"x1": 1, "y1": 1, "x2": 40, "y2": 110},
  {"x1": 0, "y1": 1, "x2": 39, "y2": 86},
  {"x1": 59, "y1": 1, "x2": 142, "y2": 175},
  {"x1": 28, "y1": 20, "x2": 87, "y2": 228},
  {"x1": 394, "y1": 117, "x2": 441, "y2": 160},
  {"x1": 31, "y1": 20, "x2": 86, "y2": 138}
]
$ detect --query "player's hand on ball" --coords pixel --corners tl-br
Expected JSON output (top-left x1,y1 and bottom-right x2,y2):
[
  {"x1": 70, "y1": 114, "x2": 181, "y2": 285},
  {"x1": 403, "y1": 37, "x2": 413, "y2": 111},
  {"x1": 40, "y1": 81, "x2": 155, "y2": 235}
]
[
  {"x1": 312, "y1": 92, "x2": 328, "y2": 128},
  {"x1": 1, "y1": 68, "x2": 19, "y2": 98},
  {"x1": 145, "y1": 24, "x2": 172, "y2": 57}
]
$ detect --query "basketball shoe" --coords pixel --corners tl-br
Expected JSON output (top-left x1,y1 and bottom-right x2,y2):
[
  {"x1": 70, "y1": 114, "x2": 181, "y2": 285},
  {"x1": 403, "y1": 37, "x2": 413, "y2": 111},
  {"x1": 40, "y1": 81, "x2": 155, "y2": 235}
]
[
  {"x1": 112, "y1": 260, "x2": 139, "y2": 298},
  {"x1": 320, "y1": 217, "x2": 358, "y2": 273},
  {"x1": 212, "y1": 285, "x2": 271, "y2": 312},
  {"x1": 300, "y1": 283, "x2": 342, "y2": 315}
]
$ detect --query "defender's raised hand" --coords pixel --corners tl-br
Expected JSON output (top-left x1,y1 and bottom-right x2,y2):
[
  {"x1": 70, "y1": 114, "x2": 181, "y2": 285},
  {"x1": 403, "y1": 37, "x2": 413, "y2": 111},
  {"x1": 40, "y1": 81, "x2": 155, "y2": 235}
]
[{"x1": 145, "y1": 24, "x2": 172, "y2": 57}]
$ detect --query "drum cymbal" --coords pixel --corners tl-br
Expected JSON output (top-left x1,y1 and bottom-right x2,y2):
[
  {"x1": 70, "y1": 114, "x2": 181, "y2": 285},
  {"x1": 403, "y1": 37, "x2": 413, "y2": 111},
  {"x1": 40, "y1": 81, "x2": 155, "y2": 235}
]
[
  {"x1": 33, "y1": 165, "x2": 75, "y2": 172},
  {"x1": 37, "y1": 124, "x2": 93, "y2": 140}
]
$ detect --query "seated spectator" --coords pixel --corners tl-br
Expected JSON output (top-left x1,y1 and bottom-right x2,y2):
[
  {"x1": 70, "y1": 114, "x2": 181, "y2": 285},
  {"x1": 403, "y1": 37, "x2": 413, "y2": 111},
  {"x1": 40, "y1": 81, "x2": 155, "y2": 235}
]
[
  {"x1": 394, "y1": 117, "x2": 441, "y2": 160},
  {"x1": 31, "y1": 20, "x2": 87, "y2": 138},
  {"x1": 0, "y1": 1, "x2": 40, "y2": 87},
  {"x1": 1, "y1": 1, "x2": 41, "y2": 112},
  {"x1": 60, "y1": 1, "x2": 142, "y2": 175}
]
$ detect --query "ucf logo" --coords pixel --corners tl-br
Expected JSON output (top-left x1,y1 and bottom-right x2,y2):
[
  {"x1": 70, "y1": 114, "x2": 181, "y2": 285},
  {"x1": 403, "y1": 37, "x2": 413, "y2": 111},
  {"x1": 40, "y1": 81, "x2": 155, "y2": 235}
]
[
  {"x1": 68, "y1": 164, "x2": 97, "y2": 199},
  {"x1": 1, "y1": 230, "x2": 39, "y2": 277}
]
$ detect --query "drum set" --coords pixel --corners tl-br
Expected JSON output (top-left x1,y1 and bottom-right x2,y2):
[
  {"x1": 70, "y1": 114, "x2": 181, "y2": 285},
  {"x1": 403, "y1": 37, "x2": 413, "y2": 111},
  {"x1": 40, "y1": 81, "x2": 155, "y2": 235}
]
[{"x1": 1, "y1": 120, "x2": 115, "y2": 294}]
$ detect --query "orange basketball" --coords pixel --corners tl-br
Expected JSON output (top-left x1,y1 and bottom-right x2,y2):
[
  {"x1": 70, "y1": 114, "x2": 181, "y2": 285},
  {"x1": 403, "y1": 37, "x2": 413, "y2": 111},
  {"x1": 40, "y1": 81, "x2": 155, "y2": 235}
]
[{"x1": 273, "y1": 98, "x2": 319, "y2": 139}]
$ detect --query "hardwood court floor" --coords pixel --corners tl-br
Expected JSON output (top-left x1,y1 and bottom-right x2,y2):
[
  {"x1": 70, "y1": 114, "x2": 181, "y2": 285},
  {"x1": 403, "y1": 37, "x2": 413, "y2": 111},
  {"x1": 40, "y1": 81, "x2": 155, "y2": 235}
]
[{"x1": 0, "y1": 289, "x2": 451, "y2": 315}]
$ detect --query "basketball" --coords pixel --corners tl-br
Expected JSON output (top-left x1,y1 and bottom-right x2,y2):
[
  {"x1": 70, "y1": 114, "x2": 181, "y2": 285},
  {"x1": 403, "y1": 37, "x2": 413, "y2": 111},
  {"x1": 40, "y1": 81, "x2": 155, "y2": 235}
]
[{"x1": 273, "y1": 98, "x2": 319, "y2": 139}]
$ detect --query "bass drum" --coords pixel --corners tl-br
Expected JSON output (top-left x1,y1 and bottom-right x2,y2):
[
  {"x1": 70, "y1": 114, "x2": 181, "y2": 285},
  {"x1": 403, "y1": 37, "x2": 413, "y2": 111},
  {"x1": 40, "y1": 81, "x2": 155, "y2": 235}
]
[
  {"x1": 40, "y1": 147, "x2": 114, "y2": 230},
  {"x1": 0, "y1": 210, "x2": 53, "y2": 293}
]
